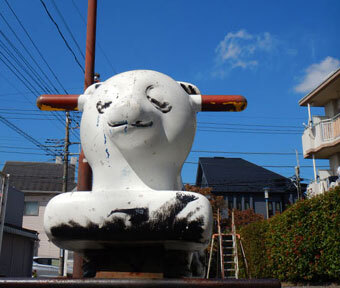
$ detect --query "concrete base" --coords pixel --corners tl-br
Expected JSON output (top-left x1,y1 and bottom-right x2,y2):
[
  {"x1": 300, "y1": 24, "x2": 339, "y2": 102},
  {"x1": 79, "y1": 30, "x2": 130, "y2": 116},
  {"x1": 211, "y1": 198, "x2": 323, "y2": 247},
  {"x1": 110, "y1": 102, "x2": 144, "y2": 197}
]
[
  {"x1": 0, "y1": 278, "x2": 281, "y2": 287},
  {"x1": 82, "y1": 247, "x2": 195, "y2": 278}
]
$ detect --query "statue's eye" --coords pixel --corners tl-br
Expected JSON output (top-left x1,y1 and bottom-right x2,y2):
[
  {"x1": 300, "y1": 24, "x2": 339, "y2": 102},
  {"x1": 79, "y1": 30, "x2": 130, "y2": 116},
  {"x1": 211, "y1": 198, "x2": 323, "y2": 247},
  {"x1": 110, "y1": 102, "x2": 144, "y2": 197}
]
[
  {"x1": 96, "y1": 101, "x2": 112, "y2": 114},
  {"x1": 146, "y1": 85, "x2": 172, "y2": 113}
]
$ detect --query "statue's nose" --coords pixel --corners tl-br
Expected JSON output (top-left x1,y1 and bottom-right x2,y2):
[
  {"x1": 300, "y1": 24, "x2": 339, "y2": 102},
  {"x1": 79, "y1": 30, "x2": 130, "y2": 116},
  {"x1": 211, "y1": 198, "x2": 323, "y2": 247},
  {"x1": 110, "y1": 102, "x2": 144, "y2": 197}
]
[{"x1": 106, "y1": 98, "x2": 142, "y2": 125}]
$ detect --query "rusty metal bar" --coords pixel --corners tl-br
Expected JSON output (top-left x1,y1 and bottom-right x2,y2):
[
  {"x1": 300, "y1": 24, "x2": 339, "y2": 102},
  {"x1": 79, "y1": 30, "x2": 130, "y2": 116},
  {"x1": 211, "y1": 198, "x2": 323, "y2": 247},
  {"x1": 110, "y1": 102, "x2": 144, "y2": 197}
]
[
  {"x1": 36, "y1": 94, "x2": 79, "y2": 111},
  {"x1": 73, "y1": 0, "x2": 97, "y2": 278},
  {"x1": 0, "y1": 278, "x2": 281, "y2": 287},
  {"x1": 201, "y1": 95, "x2": 247, "y2": 112},
  {"x1": 84, "y1": 0, "x2": 97, "y2": 90}
]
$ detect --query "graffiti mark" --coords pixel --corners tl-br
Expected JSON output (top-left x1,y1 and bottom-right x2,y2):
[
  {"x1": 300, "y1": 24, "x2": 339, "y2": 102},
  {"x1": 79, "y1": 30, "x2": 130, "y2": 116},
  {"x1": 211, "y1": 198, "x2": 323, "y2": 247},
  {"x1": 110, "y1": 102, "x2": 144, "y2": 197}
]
[{"x1": 96, "y1": 101, "x2": 112, "y2": 114}]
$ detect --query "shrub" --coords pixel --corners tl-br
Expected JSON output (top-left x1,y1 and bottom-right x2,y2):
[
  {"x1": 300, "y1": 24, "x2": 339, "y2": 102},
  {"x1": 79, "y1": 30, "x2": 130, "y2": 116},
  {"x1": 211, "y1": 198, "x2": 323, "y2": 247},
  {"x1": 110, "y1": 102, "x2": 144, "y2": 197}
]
[{"x1": 239, "y1": 187, "x2": 340, "y2": 282}]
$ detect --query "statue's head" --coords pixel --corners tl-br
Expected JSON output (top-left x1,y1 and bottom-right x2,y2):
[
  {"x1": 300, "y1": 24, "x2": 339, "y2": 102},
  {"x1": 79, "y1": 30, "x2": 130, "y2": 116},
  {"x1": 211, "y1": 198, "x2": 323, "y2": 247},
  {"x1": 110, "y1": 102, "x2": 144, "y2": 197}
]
[{"x1": 78, "y1": 70, "x2": 200, "y2": 190}]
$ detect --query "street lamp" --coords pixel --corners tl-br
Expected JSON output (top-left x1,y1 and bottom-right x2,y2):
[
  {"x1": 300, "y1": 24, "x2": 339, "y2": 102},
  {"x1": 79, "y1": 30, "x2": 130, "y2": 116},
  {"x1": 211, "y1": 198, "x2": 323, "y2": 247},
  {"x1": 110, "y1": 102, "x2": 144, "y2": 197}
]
[{"x1": 264, "y1": 187, "x2": 270, "y2": 219}]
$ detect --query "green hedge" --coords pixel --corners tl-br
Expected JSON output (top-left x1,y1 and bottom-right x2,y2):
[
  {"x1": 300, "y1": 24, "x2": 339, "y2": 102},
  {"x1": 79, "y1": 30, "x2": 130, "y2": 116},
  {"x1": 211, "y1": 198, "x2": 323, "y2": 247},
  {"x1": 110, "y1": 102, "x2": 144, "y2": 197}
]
[{"x1": 239, "y1": 187, "x2": 340, "y2": 282}]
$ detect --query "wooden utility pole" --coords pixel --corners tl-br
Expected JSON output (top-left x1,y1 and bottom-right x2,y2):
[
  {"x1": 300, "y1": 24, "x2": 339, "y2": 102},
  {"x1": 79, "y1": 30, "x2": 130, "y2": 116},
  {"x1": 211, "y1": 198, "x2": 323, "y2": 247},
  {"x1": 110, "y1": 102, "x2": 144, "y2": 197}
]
[
  {"x1": 295, "y1": 149, "x2": 302, "y2": 200},
  {"x1": 59, "y1": 111, "x2": 70, "y2": 276},
  {"x1": 73, "y1": 0, "x2": 97, "y2": 278}
]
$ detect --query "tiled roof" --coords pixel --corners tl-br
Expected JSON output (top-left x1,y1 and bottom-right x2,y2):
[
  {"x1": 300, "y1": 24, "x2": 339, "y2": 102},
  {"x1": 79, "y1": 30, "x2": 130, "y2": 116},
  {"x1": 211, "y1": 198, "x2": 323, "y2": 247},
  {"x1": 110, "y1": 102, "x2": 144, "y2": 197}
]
[
  {"x1": 196, "y1": 157, "x2": 297, "y2": 193},
  {"x1": 2, "y1": 161, "x2": 76, "y2": 192}
]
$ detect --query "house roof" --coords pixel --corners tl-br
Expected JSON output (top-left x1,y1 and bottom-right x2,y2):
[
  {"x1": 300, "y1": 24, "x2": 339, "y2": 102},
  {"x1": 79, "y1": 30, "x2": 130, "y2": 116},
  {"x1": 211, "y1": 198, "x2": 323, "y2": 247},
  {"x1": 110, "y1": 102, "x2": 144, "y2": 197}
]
[
  {"x1": 195, "y1": 157, "x2": 296, "y2": 194},
  {"x1": 299, "y1": 68, "x2": 340, "y2": 107},
  {"x1": 2, "y1": 161, "x2": 77, "y2": 192}
]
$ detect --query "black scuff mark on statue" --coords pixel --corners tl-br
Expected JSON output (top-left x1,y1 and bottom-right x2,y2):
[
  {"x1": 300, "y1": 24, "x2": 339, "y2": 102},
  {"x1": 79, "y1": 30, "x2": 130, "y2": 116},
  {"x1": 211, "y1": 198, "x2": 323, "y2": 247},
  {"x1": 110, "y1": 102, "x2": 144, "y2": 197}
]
[
  {"x1": 108, "y1": 208, "x2": 149, "y2": 226},
  {"x1": 96, "y1": 101, "x2": 112, "y2": 114},
  {"x1": 50, "y1": 192, "x2": 206, "y2": 244}
]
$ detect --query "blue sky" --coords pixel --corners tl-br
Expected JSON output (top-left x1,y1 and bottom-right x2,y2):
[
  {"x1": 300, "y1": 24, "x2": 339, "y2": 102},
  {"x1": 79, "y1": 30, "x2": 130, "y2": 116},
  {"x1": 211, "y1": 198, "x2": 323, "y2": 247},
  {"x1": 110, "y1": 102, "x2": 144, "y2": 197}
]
[{"x1": 0, "y1": 0, "x2": 339, "y2": 186}]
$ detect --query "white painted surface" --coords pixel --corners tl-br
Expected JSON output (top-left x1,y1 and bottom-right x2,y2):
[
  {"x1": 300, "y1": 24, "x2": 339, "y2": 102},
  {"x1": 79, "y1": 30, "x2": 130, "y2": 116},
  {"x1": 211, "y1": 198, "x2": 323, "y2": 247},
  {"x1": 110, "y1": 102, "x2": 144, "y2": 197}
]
[{"x1": 44, "y1": 70, "x2": 213, "y2": 253}]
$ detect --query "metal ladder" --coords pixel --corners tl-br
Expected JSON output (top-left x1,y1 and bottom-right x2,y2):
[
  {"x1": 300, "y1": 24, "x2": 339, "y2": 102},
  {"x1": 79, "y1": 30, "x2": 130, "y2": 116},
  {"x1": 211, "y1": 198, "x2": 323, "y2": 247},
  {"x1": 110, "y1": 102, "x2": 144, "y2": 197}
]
[{"x1": 206, "y1": 209, "x2": 239, "y2": 279}]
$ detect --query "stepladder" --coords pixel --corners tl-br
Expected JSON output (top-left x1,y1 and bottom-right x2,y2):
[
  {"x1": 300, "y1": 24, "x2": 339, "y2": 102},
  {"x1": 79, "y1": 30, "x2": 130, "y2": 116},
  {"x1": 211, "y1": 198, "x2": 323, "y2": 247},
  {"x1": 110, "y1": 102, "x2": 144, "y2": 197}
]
[{"x1": 206, "y1": 209, "x2": 239, "y2": 279}]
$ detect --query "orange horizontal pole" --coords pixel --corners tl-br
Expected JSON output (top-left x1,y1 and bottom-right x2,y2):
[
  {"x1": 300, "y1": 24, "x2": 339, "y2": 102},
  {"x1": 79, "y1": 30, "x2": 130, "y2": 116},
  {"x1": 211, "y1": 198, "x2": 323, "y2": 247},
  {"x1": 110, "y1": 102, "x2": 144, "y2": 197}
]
[
  {"x1": 37, "y1": 94, "x2": 80, "y2": 111},
  {"x1": 201, "y1": 95, "x2": 247, "y2": 112}
]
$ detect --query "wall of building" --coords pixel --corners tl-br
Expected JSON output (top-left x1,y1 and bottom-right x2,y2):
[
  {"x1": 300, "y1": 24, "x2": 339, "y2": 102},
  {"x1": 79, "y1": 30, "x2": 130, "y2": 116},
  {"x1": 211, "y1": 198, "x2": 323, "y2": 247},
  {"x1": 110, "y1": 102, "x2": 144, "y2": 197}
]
[
  {"x1": 5, "y1": 187, "x2": 24, "y2": 227},
  {"x1": 324, "y1": 99, "x2": 340, "y2": 118},
  {"x1": 329, "y1": 153, "x2": 340, "y2": 175},
  {"x1": 22, "y1": 194, "x2": 59, "y2": 258},
  {"x1": 223, "y1": 192, "x2": 296, "y2": 218},
  {"x1": 0, "y1": 231, "x2": 35, "y2": 277}
]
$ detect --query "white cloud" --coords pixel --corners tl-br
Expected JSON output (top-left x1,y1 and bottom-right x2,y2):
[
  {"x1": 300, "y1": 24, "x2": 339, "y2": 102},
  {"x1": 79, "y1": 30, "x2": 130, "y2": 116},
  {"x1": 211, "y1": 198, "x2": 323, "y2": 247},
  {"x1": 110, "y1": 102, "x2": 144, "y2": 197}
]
[
  {"x1": 294, "y1": 57, "x2": 340, "y2": 93},
  {"x1": 215, "y1": 29, "x2": 274, "y2": 70}
]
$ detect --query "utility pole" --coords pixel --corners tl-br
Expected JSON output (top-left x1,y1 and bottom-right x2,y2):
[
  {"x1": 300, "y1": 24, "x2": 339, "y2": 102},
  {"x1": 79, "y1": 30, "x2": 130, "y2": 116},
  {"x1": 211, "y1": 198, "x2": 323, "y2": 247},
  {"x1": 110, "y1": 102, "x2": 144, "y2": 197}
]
[
  {"x1": 295, "y1": 149, "x2": 302, "y2": 200},
  {"x1": 0, "y1": 173, "x2": 9, "y2": 255},
  {"x1": 59, "y1": 111, "x2": 70, "y2": 276},
  {"x1": 264, "y1": 187, "x2": 269, "y2": 219},
  {"x1": 73, "y1": 0, "x2": 97, "y2": 278}
]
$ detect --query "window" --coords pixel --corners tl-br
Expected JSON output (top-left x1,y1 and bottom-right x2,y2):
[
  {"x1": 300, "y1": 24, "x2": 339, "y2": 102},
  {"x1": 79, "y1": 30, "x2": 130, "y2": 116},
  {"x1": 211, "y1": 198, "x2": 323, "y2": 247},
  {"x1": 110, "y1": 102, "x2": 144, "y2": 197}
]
[
  {"x1": 228, "y1": 197, "x2": 233, "y2": 210},
  {"x1": 245, "y1": 198, "x2": 250, "y2": 210},
  {"x1": 236, "y1": 198, "x2": 242, "y2": 210},
  {"x1": 268, "y1": 201, "x2": 273, "y2": 217},
  {"x1": 24, "y1": 201, "x2": 39, "y2": 216},
  {"x1": 275, "y1": 202, "x2": 281, "y2": 214}
]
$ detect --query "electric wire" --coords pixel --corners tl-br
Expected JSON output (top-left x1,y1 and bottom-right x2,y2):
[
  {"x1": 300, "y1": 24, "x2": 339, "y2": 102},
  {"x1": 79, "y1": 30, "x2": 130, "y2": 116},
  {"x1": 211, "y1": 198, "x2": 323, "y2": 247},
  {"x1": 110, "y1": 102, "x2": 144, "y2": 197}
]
[
  {"x1": 39, "y1": 0, "x2": 85, "y2": 74},
  {"x1": 1, "y1": 1, "x2": 77, "y2": 135},
  {"x1": 4, "y1": 0, "x2": 68, "y2": 94},
  {"x1": 191, "y1": 150, "x2": 302, "y2": 155},
  {"x1": 198, "y1": 121, "x2": 302, "y2": 129},
  {"x1": 0, "y1": 115, "x2": 58, "y2": 156},
  {"x1": 50, "y1": 0, "x2": 85, "y2": 60},
  {"x1": 0, "y1": 30, "x2": 53, "y2": 93},
  {"x1": 0, "y1": 49, "x2": 67, "y2": 132},
  {"x1": 197, "y1": 129, "x2": 301, "y2": 135},
  {"x1": 0, "y1": 4, "x2": 60, "y2": 93},
  {"x1": 71, "y1": 0, "x2": 117, "y2": 74},
  {"x1": 0, "y1": 33, "x2": 51, "y2": 94}
]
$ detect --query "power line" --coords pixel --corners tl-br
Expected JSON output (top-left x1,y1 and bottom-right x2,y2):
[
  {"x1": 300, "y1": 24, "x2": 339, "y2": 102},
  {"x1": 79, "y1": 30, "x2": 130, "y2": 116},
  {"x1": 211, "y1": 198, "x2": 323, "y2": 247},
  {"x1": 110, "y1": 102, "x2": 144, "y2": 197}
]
[
  {"x1": 197, "y1": 125, "x2": 302, "y2": 133},
  {"x1": 0, "y1": 32, "x2": 50, "y2": 93},
  {"x1": 197, "y1": 129, "x2": 301, "y2": 135},
  {"x1": 1, "y1": 0, "x2": 76, "y2": 135},
  {"x1": 0, "y1": 49, "x2": 68, "y2": 132},
  {"x1": 191, "y1": 150, "x2": 303, "y2": 155},
  {"x1": 184, "y1": 161, "x2": 329, "y2": 169},
  {"x1": 51, "y1": 0, "x2": 85, "y2": 60},
  {"x1": 0, "y1": 3, "x2": 60, "y2": 93},
  {"x1": 71, "y1": 0, "x2": 117, "y2": 74},
  {"x1": 0, "y1": 30, "x2": 53, "y2": 93},
  {"x1": 39, "y1": 0, "x2": 85, "y2": 74},
  {"x1": 0, "y1": 115, "x2": 57, "y2": 156},
  {"x1": 0, "y1": 150, "x2": 50, "y2": 156},
  {"x1": 197, "y1": 121, "x2": 302, "y2": 129},
  {"x1": 4, "y1": 0, "x2": 68, "y2": 94}
]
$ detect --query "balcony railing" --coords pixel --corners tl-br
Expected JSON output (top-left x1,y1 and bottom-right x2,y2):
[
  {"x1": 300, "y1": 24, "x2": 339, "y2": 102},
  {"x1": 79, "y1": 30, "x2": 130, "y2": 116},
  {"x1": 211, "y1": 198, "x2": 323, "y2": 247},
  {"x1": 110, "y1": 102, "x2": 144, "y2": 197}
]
[
  {"x1": 302, "y1": 113, "x2": 340, "y2": 157},
  {"x1": 320, "y1": 113, "x2": 340, "y2": 142}
]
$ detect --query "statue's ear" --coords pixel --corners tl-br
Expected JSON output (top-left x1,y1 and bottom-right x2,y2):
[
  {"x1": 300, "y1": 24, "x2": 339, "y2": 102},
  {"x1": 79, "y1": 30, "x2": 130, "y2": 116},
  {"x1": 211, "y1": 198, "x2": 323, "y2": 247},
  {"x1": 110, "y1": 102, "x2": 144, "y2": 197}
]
[
  {"x1": 177, "y1": 81, "x2": 201, "y2": 95},
  {"x1": 177, "y1": 81, "x2": 247, "y2": 113},
  {"x1": 177, "y1": 81, "x2": 202, "y2": 112},
  {"x1": 78, "y1": 82, "x2": 103, "y2": 111}
]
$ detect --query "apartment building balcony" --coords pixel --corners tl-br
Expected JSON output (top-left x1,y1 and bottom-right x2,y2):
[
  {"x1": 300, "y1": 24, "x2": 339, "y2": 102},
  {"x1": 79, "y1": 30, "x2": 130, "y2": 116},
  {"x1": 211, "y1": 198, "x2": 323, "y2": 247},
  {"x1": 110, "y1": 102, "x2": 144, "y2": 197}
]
[{"x1": 302, "y1": 113, "x2": 340, "y2": 159}]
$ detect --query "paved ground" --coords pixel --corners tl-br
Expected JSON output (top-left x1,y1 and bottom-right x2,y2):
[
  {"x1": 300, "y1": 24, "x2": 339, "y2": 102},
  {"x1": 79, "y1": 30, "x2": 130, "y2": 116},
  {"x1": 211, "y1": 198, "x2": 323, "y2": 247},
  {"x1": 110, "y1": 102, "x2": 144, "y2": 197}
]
[{"x1": 282, "y1": 283, "x2": 340, "y2": 288}]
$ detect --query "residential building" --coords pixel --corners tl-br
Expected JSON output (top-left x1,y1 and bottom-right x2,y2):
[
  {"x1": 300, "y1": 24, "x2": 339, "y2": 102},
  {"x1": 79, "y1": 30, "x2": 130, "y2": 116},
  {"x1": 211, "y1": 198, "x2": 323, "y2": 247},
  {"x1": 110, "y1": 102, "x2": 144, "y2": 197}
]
[
  {"x1": 2, "y1": 159, "x2": 77, "y2": 258},
  {"x1": 0, "y1": 173, "x2": 38, "y2": 277},
  {"x1": 195, "y1": 157, "x2": 300, "y2": 218},
  {"x1": 299, "y1": 68, "x2": 340, "y2": 196}
]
